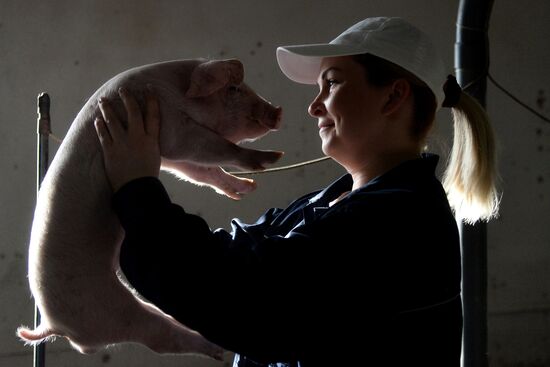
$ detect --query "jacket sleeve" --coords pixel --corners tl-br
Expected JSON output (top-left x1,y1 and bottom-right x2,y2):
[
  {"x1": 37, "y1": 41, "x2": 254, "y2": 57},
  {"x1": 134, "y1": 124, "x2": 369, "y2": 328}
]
[{"x1": 113, "y1": 177, "x2": 338, "y2": 362}]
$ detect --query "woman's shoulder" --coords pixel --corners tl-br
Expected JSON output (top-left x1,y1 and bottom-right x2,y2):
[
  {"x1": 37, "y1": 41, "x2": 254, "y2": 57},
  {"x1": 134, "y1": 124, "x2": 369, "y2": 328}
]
[{"x1": 320, "y1": 179, "x2": 456, "y2": 236}]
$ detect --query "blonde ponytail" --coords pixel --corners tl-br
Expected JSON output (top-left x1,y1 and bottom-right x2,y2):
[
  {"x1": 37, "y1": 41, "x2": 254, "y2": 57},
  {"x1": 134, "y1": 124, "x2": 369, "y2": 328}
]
[{"x1": 442, "y1": 90, "x2": 500, "y2": 224}]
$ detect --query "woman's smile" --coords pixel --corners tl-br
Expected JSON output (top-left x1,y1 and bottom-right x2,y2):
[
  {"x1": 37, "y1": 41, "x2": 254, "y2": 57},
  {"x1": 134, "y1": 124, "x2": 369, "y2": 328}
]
[{"x1": 318, "y1": 120, "x2": 335, "y2": 133}]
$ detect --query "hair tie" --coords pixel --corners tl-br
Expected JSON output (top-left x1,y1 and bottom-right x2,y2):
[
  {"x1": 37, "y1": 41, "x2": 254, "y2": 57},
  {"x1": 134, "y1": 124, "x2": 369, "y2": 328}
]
[{"x1": 442, "y1": 75, "x2": 462, "y2": 108}]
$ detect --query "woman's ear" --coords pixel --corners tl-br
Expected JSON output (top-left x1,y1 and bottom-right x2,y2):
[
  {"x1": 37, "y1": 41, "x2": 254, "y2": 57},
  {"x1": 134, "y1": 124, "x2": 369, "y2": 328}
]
[{"x1": 381, "y1": 79, "x2": 412, "y2": 115}]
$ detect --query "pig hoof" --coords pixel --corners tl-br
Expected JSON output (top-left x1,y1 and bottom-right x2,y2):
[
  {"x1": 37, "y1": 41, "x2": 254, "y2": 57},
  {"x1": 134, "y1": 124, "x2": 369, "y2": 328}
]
[
  {"x1": 193, "y1": 338, "x2": 225, "y2": 361},
  {"x1": 245, "y1": 150, "x2": 284, "y2": 171},
  {"x1": 217, "y1": 178, "x2": 257, "y2": 200},
  {"x1": 261, "y1": 150, "x2": 284, "y2": 165}
]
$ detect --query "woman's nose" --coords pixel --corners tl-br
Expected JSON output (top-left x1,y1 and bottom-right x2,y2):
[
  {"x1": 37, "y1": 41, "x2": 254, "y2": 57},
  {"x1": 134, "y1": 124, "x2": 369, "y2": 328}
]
[{"x1": 308, "y1": 94, "x2": 326, "y2": 118}]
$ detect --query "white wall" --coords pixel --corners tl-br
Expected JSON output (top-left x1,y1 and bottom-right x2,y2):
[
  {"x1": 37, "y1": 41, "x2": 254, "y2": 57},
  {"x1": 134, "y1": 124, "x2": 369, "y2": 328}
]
[{"x1": 0, "y1": 1, "x2": 548, "y2": 366}]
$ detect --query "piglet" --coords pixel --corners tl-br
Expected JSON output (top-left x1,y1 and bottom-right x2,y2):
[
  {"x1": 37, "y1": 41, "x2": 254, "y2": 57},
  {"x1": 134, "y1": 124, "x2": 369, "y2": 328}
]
[{"x1": 17, "y1": 58, "x2": 283, "y2": 356}]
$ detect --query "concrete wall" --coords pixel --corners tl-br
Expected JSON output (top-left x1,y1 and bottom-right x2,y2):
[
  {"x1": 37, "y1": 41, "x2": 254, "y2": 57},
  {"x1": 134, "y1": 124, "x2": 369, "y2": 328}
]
[
  {"x1": 486, "y1": 2, "x2": 550, "y2": 366},
  {"x1": 0, "y1": 0, "x2": 548, "y2": 366}
]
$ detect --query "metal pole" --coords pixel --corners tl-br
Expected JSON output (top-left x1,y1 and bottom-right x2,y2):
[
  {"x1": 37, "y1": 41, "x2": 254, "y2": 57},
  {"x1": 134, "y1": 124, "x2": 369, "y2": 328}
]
[
  {"x1": 454, "y1": 1, "x2": 494, "y2": 366},
  {"x1": 35, "y1": 92, "x2": 51, "y2": 367}
]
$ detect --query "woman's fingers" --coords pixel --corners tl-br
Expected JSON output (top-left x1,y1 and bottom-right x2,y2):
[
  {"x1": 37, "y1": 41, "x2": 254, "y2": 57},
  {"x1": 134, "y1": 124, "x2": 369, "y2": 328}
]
[
  {"x1": 118, "y1": 87, "x2": 144, "y2": 134},
  {"x1": 145, "y1": 87, "x2": 160, "y2": 139},
  {"x1": 100, "y1": 88, "x2": 158, "y2": 138},
  {"x1": 98, "y1": 97, "x2": 125, "y2": 141},
  {"x1": 94, "y1": 87, "x2": 161, "y2": 192},
  {"x1": 94, "y1": 116, "x2": 112, "y2": 148}
]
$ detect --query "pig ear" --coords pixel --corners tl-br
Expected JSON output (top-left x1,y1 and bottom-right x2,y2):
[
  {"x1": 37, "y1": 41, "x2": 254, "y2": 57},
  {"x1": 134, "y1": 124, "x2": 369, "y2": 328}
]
[{"x1": 185, "y1": 59, "x2": 244, "y2": 98}]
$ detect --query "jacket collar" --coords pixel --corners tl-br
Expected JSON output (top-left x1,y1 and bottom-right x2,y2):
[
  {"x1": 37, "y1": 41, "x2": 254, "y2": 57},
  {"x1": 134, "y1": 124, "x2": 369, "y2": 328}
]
[{"x1": 308, "y1": 153, "x2": 440, "y2": 207}]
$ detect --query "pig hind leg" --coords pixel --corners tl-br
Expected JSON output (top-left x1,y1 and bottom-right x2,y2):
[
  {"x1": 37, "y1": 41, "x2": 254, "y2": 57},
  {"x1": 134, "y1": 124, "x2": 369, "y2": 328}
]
[
  {"x1": 62, "y1": 277, "x2": 221, "y2": 358},
  {"x1": 131, "y1": 300, "x2": 222, "y2": 358}
]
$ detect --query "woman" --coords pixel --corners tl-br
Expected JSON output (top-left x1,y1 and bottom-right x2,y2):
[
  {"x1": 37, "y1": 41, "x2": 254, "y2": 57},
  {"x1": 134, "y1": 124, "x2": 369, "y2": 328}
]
[{"x1": 95, "y1": 17, "x2": 499, "y2": 366}]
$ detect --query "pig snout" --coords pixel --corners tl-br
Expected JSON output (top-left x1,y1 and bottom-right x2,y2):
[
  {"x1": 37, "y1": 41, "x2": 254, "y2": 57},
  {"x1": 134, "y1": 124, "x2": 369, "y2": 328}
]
[{"x1": 252, "y1": 103, "x2": 283, "y2": 131}]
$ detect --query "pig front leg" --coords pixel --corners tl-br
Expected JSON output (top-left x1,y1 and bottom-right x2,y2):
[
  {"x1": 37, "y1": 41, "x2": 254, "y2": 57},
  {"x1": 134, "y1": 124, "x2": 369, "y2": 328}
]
[
  {"x1": 160, "y1": 118, "x2": 283, "y2": 171},
  {"x1": 162, "y1": 160, "x2": 256, "y2": 200}
]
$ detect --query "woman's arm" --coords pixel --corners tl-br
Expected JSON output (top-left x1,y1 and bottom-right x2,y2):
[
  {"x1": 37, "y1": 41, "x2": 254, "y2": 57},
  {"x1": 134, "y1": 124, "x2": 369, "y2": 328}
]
[{"x1": 112, "y1": 174, "x2": 323, "y2": 362}]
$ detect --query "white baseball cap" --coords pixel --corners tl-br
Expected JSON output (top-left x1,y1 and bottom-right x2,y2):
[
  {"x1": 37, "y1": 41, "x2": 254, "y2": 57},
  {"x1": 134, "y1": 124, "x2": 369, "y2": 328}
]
[{"x1": 276, "y1": 17, "x2": 448, "y2": 107}]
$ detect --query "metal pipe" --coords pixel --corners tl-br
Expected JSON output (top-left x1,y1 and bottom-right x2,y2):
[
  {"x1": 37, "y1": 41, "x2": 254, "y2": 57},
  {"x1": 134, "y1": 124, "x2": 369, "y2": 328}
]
[
  {"x1": 35, "y1": 92, "x2": 51, "y2": 367},
  {"x1": 454, "y1": 1, "x2": 494, "y2": 366}
]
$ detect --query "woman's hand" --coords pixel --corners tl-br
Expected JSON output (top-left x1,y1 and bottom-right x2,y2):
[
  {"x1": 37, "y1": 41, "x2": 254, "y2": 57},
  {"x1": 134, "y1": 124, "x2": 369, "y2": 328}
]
[{"x1": 94, "y1": 87, "x2": 161, "y2": 192}]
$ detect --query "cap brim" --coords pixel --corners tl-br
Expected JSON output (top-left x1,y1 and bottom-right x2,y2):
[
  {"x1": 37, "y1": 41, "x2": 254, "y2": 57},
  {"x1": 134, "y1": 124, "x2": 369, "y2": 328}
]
[{"x1": 276, "y1": 44, "x2": 366, "y2": 84}]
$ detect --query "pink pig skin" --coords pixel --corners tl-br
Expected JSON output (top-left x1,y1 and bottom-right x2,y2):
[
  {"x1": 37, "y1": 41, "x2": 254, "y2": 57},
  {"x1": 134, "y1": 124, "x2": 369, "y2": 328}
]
[{"x1": 17, "y1": 59, "x2": 283, "y2": 356}]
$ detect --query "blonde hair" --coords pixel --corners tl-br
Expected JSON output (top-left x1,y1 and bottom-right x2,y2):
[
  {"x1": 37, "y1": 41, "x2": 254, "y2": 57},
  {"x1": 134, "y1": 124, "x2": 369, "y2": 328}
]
[
  {"x1": 352, "y1": 53, "x2": 500, "y2": 223},
  {"x1": 442, "y1": 91, "x2": 500, "y2": 224}
]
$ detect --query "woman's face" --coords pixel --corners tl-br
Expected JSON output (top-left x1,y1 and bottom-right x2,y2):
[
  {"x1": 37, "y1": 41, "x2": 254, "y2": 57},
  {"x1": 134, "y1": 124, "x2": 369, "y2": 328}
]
[{"x1": 308, "y1": 56, "x2": 395, "y2": 171}]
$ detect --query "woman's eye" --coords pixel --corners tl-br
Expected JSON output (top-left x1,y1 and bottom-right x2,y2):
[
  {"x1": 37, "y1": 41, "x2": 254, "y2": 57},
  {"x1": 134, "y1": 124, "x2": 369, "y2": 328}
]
[{"x1": 326, "y1": 79, "x2": 338, "y2": 87}]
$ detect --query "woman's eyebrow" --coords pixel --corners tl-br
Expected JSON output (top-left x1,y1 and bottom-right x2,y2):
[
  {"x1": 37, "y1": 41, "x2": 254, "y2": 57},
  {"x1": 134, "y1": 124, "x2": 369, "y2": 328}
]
[{"x1": 320, "y1": 67, "x2": 342, "y2": 81}]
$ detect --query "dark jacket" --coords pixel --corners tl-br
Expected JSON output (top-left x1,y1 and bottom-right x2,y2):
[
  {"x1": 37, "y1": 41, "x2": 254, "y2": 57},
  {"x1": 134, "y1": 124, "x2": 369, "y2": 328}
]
[{"x1": 114, "y1": 154, "x2": 462, "y2": 366}]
